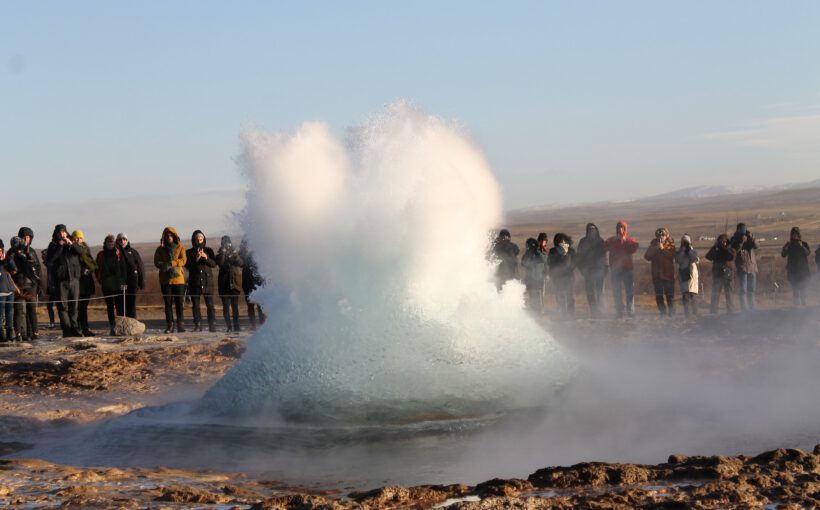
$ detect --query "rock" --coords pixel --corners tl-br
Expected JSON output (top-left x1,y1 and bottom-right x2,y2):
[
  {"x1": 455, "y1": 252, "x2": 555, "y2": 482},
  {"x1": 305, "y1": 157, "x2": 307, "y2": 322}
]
[
  {"x1": 154, "y1": 485, "x2": 230, "y2": 504},
  {"x1": 216, "y1": 340, "x2": 245, "y2": 358},
  {"x1": 668, "y1": 454, "x2": 689, "y2": 464},
  {"x1": 475, "y1": 478, "x2": 532, "y2": 496},
  {"x1": 113, "y1": 316, "x2": 146, "y2": 337}
]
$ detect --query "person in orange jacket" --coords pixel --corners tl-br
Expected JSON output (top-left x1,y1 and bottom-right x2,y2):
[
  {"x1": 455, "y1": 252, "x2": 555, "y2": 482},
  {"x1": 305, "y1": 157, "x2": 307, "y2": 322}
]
[
  {"x1": 604, "y1": 220, "x2": 639, "y2": 318},
  {"x1": 644, "y1": 227, "x2": 676, "y2": 315}
]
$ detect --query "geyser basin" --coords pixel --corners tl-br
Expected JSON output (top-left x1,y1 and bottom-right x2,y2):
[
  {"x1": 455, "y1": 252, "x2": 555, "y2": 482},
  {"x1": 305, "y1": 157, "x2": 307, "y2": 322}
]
[{"x1": 196, "y1": 103, "x2": 574, "y2": 424}]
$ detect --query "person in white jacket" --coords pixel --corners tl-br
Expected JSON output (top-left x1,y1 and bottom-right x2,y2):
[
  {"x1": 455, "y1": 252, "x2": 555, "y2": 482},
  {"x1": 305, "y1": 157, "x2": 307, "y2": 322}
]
[{"x1": 676, "y1": 234, "x2": 699, "y2": 317}]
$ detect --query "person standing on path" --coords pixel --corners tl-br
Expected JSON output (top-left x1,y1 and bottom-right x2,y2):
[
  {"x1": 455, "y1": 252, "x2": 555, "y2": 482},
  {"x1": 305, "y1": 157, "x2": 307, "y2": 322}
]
[
  {"x1": 730, "y1": 223, "x2": 760, "y2": 311},
  {"x1": 577, "y1": 223, "x2": 607, "y2": 317},
  {"x1": 117, "y1": 233, "x2": 145, "y2": 320},
  {"x1": 781, "y1": 227, "x2": 811, "y2": 306},
  {"x1": 644, "y1": 227, "x2": 676, "y2": 316},
  {"x1": 154, "y1": 227, "x2": 187, "y2": 333},
  {"x1": 186, "y1": 230, "x2": 218, "y2": 332},
  {"x1": 604, "y1": 220, "x2": 639, "y2": 318}
]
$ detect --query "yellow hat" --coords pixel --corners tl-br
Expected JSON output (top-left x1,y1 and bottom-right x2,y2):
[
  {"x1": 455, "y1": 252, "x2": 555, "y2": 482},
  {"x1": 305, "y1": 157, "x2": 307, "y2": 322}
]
[{"x1": 71, "y1": 229, "x2": 85, "y2": 239}]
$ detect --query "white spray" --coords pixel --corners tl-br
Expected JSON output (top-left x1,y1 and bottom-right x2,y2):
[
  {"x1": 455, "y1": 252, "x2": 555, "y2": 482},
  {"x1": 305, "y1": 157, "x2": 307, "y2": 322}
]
[{"x1": 199, "y1": 103, "x2": 573, "y2": 424}]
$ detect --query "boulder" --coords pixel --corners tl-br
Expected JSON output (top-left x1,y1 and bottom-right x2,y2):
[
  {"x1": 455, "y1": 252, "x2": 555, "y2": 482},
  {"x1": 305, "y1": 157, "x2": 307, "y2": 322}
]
[{"x1": 112, "y1": 316, "x2": 146, "y2": 337}]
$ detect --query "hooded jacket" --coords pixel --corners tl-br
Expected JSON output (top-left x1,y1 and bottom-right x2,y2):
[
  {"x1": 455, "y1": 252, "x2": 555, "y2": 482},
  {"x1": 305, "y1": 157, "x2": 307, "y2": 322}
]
[
  {"x1": 119, "y1": 238, "x2": 145, "y2": 290},
  {"x1": 0, "y1": 251, "x2": 17, "y2": 295},
  {"x1": 186, "y1": 230, "x2": 217, "y2": 295},
  {"x1": 705, "y1": 234, "x2": 737, "y2": 277},
  {"x1": 644, "y1": 235, "x2": 676, "y2": 282},
  {"x1": 239, "y1": 242, "x2": 265, "y2": 294},
  {"x1": 153, "y1": 227, "x2": 187, "y2": 286},
  {"x1": 604, "y1": 221, "x2": 639, "y2": 271},
  {"x1": 576, "y1": 223, "x2": 607, "y2": 274},
  {"x1": 46, "y1": 227, "x2": 83, "y2": 283},
  {"x1": 547, "y1": 234, "x2": 577, "y2": 283},
  {"x1": 521, "y1": 239, "x2": 547, "y2": 288},
  {"x1": 96, "y1": 243, "x2": 127, "y2": 294},
  {"x1": 11, "y1": 242, "x2": 41, "y2": 291},
  {"x1": 216, "y1": 236, "x2": 244, "y2": 294},
  {"x1": 781, "y1": 227, "x2": 811, "y2": 282}
]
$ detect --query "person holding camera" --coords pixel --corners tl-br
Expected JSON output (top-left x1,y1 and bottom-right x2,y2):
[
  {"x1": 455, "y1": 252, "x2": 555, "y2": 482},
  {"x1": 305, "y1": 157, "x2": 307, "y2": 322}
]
[
  {"x1": 11, "y1": 227, "x2": 42, "y2": 340},
  {"x1": 547, "y1": 233, "x2": 577, "y2": 318},
  {"x1": 73, "y1": 230, "x2": 98, "y2": 337},
  {"x1": 96, "y1": 234, "x2": 127, "y2": 335},
  {"x1": 604, "y1": 220, "x2": 639, "y2": 318},
  {"x1": 730, "y1": 223, "x2": 760, "y2": 311},
  {"x1": 521, "y1": 237, "x2": 547, "y2": 314},
  {"x1": 186, "y1": 230, "x2": 218, "y2": 332},
  {"x1": 0, "y1": 239, "x2": 17, "y2": 342},
  {"x1": 46, "y1": 224, "x2": 84, "y2": 337},
  {"x1": 705, "y1": 234, "x2": 736, "y2": 314},
  {"x1": 676, "y1": 234, "x2": 700, "y2": 317},
  {"x1": 154, "y1": 227, "x2": 187, "y2": 333},
  {"x1": 781, "y1": 226, "x2": 811, "y2": 306},
  {"x1": 117, "y1": 233, "x2": 145, "y2": 320},
  {"x1": 217, "y1": 236, "x2": 244, "y2": 332},
  {"x1": 490, "y1": 229, "x2": 520, "y2": 291},
  {"x1": 644, "y1": 227, "x2": 676, "y2": 316}
]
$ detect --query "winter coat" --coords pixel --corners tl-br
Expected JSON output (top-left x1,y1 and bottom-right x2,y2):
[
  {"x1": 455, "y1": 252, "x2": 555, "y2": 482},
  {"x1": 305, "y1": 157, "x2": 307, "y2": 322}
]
[
  {"x1": 547, "y1": 246, "x2": 576, "y2": 284},
  {"x1": 521, "y1": 249, "x2": 547, "y2": 289},
  {"x1": 730, "y1": 233, "x2": 760, "y2": 274},
  {"x1": 46, "y1": 240, "x2": 83, "y2": 283},
  {"x1": 96, "y1": 247, "x2": 127, "y2": 294},
  {"x1": 241, "y1": 251, "x2": 265, "y2": 295},
  {"x1": 120, "y1": 243, "x2": 145, "y2": 290},
  {"x1": 77, "y1": 243, "x2": 97, "y2": 297},
  {"x1": 604, "y1": 223, "x2": 639, "y2": 272},
  {"x1": 153, "y1": 227, "x2": 187, "y2": 286},
  {"x1": 644, "y1": 238, "x2": 676, "y2": 282},
  {"x1": 11, "y1": 245, "x2": 41, "y2": 291},
  {"x1": 186, "y1": 231, "x2": 217, "y2": 295},
  {"x1": 782, "y1": 240, "x2": 811, "y2": 283},
  {"x1": 492, "y1": 239, "x2": 520, "y2": 282},
  {"x1": 816, "y1": 245, "x2": 820, "y2": 271},
  {"x1": 675, "y1": 246, "x2": 700, "y2": 294},
  {"x1": 216, "y1": 247, "x2": 244, "y2": 295},
  {"x1": 0, "y1": 256, "x2": 17, "y2": 295},
  {"x1": 576, "y1": 234, "x2": 607, "y2": 274},
  {"x1": 705, "y1": 241, "x2": 736, "y2": 279}
]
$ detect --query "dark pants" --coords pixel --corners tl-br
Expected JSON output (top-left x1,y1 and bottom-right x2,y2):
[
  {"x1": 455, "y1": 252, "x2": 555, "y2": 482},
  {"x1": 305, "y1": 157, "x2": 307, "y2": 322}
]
[
  {"x1": 710, "y1": 274, "x2": 734, "y2": 313},
  {"x1": 13, "y1": 298, "x2": 28, "y2": 338},
  {"x1": 78, "y1": 283, "x2": 94, "y2": 333},
  {"x1": 681, "y1": 292, "x2": 698, "y2": 317},
  {"x1": 611, "y1": 269, "x2": 635, "y2": 317},
  {"x1": 0, "y1": 294, "x2": 13, "y2": 339},
  {"x1": 56, "y1": 279, "x2": 80, "y2": 333},
  {"x1": 191, "y1": 293, "x2": 216, "y2": 327},
  {"x1": 653, "y1": 279, "x2": 675, "y2": 315},
  {"x1": 222, "y1": 291, "x2": 240, "y2": 330},
  {"x1": 125, "y1": 287, "x2": 138, "y2": 319},
  {"x1": 553, "y1": 276, "x2": 575, "y2": 318},
  {"x1": 582, "y1": 268, "x2": 606, "y2": 317},
  {"x1": 104, "y1": 293, "x2": 125, "y2": 326},
  {"x1": 246, "y1": 295, "x2": 266, "y2": 329},
  {"x1": 790, "y1": 278, "x2": 808, "y2": 306},
  {"x1": 45, "y1": 297, "x2": 56, "y2": 324},
  {"x1": 162, "y1": 284, "x2": 185, "y2": 326}
]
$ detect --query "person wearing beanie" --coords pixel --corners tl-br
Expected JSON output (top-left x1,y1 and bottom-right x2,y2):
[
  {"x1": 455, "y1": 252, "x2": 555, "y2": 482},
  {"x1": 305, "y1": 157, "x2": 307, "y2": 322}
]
[
  {"x1": 186, "y1": 230, "x2": 218, "y2": 332},
  {"x1": 547, "y1": 233, "x2": 577, "y2": 318},
  {"x1": 577, "y1": 223, "x2": 607, "y2": 317},
  {"x1": 73, "y1": 230, "x2": 98, "y2": 337},
  {"x1": 154, "y1": 227, "x2": 187, "y2": 333},
  {"x1": 0, "y1": 239, "x2": 17, "y2": 342},
  {"x1": 521, "y1": 237, "x2": 547, "y2": 314},
  {"x1": 676, "y1": 234, "x2": 700, "y2": 317},
  {"x1": 781, "y1": 226, "x2": 811, "y2": 306},
  {"x1": 644, "y1": 227, "x2": 676, "y2": 316},
  {"x1": 216, "y1": 235, "x2": 244, "y2": 332},
  {"x1": 96, "y1": 234, "x2": 127, "y2": 335},
  {"x1": 117, "y1": 233, "x2": 145, "y2": 319},
  {"x1": 46, "y1": 224, "x2": 84, "y2": 337},
  {"x1": 490, "y1": 229, "x2": 520, "y2": 291},
  {"x1": 730, "y1": 222, "x2": 760, "y2": 311},
  {"x1": 705, "y1": 233, "x2": 737, "y2": 314},
  {"x1": 604, "y1": 220, "x2": 639, "y2": 318},
  {"x1": 12, "y1": 227, "x2": 42, "y2": 339}
]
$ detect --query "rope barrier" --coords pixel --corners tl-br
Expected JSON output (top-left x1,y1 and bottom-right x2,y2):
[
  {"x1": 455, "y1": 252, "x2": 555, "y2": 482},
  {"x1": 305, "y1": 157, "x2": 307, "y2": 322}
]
[{"x1": 20, "y1": 291, "x2": 263, "y2": 305}]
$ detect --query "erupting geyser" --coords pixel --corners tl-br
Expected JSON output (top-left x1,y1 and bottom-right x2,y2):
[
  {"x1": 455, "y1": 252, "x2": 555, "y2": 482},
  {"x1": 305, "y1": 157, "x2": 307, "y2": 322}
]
[{"x1": 199, "y1": 103, "x2": 573, "y2": 424}]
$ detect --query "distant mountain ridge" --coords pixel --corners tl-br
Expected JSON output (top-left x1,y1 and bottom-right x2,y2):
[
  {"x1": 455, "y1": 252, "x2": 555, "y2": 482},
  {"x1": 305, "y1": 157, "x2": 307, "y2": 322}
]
[{"x1": 641, "y1": 178, "x2": 820, "y2": 200}]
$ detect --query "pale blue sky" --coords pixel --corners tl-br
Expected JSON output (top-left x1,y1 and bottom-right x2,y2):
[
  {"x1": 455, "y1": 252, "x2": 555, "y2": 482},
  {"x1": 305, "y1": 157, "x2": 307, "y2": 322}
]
[{"x1": 2, "y1": 1, "x2": 819, "y2": 242}]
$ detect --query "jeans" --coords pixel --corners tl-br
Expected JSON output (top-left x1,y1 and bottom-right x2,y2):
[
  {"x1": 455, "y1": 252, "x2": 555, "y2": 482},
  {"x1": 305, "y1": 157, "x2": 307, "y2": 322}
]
[
  {"x1": 710, "y1": 274, "x2": 734, "y2": 313},
  {"x1": 681, "y1": 292, "x2": 698, "y2": 316},
  {"x1": 56, "y1": 279, "x2": 80, "y2": 333},
  {"x1": 191, "y1": 293, "x2": 216, "y2": 327},
  {"x1": 610, "y1": 269, "x2": 635, "y2": 317},
  {"x1": 582, "y1": 267, "x2": 606, "y2": 317},
  {"x1": 0, "y1": 294, "x2": 14, "y2": 338},
  {"x1": 222, "y1": 291, "x2": 241, "y2": 330},
  {"x1": 161, "y1": 284, "x2": 185, "y2": 326},
  {"x1": 736, "y1": 271, "x2": 757, "y2": 311},
  {"x1": 653, "y1": 279, "x2": 675, "y2": 315},
  {"x1": 124, "y1": 286, "x2": 139, "y2": 319},
  {"x1": 104, "y1": 293, "x2": 125, "y2": 326}
]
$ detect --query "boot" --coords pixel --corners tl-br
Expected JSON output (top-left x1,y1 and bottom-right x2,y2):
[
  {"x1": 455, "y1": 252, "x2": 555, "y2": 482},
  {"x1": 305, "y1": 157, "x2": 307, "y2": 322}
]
[
  {"x1": 82, "y1": 329, "x2": 95, "y2": 337},
  {"x1": 164, "y1": 322, "x2": 173, "y2": 334},
  {"x1": 0, "y1": 329, "x2": 6, "y2": 342},
  {"x1": 233, "y1": 321, "x2": 241, "y2": 332},
  {"x1": 208, "y1": 322, "x2": 217, "y2": 333},
  {"x1": 176, "y1": 321, "x2": 186, "y2": 333},
  {"x1": 193, "y1": 322, "x2": 201, "y2": 332}
]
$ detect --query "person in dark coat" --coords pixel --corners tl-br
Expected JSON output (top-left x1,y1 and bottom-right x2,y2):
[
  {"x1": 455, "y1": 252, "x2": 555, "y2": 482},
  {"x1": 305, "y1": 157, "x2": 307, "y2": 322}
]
[
  {"x1": 239, "y1": 239, "x2": 266, "y2": 331},
  {"x1": 0, "y1": 240, "x2": 17, "y2": 342},
  {"x1": 96, "y1": 235, "x2": 127, "y2": 334},
  {"x1": 548, "y1": 233, "x2": 576, "y2": 318},
  {"x1": 11, "y1": 227, "x2": 41, "y2": 340},
  {"x1": 217, "y1": 236, "x2": 244, "y2": 332},
  {"x1": 40, "y1": 248, "x2": 56, "y2": 329},
  {"x1": 576, "y1": 223, "x2": 607, "y2": 317},
  {"x1": 117, "y1": 233, "x2": 145, "y2": 320},
  {"x1": 705, "y1": 234, "x2": 736, "y2": 314},
  {"x1": 73, "y1": 230, "x2": 98, "y2": 337},
  {"x1": 186, "y1": 230, "x2": 217, "y2": 332},
  {"x1": 521, "y1": 237, "x2": 547, "y2": 314},
  {"x1": 491, "y1": 229, "x2": 520, "y2": 291},
  {"x1": 46, "y1": 224, "x2": 84, "y2": 337},
  {"x1": 781, "y1": 227, "x2": 811, "y2": 306},
  {"x1": 730, "y1": 223, "x2": 760, "y2": 311},
  {"x1": 536, "y1": 232, "x2": 550, "y2": 302}
]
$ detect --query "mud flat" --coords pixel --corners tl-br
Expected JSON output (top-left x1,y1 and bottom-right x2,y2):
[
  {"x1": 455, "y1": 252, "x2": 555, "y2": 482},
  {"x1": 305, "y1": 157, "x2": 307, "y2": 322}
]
[{"x1": 1, "y1": 307, "x2": 819, "y2": 509}]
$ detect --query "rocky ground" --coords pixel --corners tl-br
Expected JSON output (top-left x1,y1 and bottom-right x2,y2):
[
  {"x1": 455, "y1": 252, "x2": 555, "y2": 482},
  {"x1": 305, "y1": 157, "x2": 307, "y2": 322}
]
[{"x1": 0, "y1": 308, "x2": 819, "y2": 509}]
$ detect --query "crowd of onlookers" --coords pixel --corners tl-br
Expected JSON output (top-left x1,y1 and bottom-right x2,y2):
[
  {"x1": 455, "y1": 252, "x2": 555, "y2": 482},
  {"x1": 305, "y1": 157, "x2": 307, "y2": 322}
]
[
  {"x1": 491, "y1": 221, "x2": 820, "y2": 318},
  {"x1": 0, "y1": 225, "x2": 265, "y2": 342}
]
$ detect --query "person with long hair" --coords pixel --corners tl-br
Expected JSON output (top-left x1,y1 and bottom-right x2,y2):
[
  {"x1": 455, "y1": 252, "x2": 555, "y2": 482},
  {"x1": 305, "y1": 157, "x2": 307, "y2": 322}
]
[{"x1": 154, "y1": 227, "x2": 187, "y2": 333}]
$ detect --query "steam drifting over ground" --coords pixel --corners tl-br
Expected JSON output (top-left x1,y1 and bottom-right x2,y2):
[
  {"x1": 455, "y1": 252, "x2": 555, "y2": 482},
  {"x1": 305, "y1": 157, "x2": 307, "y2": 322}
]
[{"x1": 198, "y1": 102, "x2": 573, "y2": 423}]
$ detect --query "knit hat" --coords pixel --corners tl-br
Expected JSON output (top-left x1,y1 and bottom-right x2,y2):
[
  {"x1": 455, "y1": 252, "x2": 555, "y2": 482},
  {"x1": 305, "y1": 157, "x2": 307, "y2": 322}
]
[
  {"x1": 71, "y1": 229, "x2": 85, "y2": 239},
  {"x1": 10, "y1": 236, "x2": 23, "y2": 249},
  {"x1": 18, "y1": 227, "x2": 33, "y2": 239},
  {"x1": 681, "y1": 234, "x2": 692, "y2": 245},
  {"x1": 116, "y1": 233, "x2": 128, "y2": 242},
  {"x1": 498, "y1": 229, "x2": 511, "y2": 239}
]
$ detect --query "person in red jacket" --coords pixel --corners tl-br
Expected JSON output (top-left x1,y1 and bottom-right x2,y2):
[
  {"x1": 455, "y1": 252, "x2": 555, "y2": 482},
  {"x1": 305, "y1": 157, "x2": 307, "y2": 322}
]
[{"x1": 604, "y1": 220, "x2": 639, "y2": 318}]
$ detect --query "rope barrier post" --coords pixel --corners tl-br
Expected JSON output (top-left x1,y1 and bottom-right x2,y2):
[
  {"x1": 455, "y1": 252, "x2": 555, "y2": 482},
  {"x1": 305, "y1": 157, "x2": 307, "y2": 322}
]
[{"x1": 120, "y1": 285, "x2": 128, "y2": 319}]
